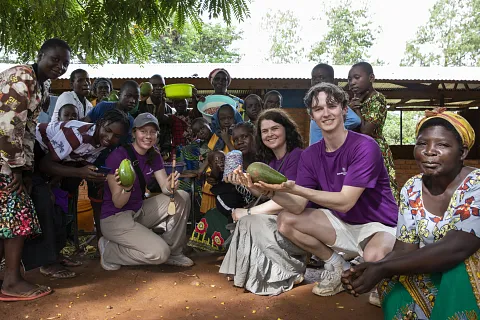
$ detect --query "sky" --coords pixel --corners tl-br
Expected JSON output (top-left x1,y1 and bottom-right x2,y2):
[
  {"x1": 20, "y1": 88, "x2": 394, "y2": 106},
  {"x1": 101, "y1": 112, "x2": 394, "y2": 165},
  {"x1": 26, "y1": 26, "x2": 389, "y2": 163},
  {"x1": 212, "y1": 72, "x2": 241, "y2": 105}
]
[{"x1": 219, "y1": 0, "x2": 438, "y2": 66}]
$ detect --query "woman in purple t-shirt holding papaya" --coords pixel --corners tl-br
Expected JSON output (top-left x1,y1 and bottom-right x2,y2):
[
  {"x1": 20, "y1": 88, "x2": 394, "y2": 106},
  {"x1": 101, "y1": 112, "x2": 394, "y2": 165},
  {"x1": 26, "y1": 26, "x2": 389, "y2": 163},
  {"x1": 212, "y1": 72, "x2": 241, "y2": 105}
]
[
  {"x1": 220, "y1": 109, "x2": 306, "y2": 296},
  {"x1": 97, "y1": 113, "x2": 193, "y2": 271}
]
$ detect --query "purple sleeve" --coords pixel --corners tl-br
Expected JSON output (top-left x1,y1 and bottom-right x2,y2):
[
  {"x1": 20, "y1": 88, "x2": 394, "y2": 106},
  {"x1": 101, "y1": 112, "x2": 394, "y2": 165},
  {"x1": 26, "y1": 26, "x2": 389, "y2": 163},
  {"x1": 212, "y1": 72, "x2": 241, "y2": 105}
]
[
  {"x1": 151, "y1": 152, "x2": 165, "y2": 172},
  {"x1": 343, "y1": 139, "x2": 382, "y2": 189},
  {"x1": 105, "y1": 147, "x2": 125, "y2": 175},
  {"x1": 295, "y1": 148, "x2": 319, "y2": 189},
  {"x1": 280, "y1": 148, "x2": 303, "y2": 180}
]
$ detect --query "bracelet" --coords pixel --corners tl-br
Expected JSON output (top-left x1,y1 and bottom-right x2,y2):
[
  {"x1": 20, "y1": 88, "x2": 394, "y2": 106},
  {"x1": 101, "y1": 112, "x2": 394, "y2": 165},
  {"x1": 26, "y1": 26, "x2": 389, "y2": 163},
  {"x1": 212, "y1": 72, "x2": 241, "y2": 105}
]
[{"x1": 122, "y1": 187, "x2": 133, "y2": 193}]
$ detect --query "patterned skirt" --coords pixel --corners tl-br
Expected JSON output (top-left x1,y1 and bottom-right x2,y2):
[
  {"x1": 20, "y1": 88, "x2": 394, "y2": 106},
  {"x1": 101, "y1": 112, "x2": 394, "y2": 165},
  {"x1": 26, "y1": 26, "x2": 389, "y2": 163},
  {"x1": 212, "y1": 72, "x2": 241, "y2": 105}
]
[
  {"x1": 378, "y1": 250, "x2": 480, "y2": 319},
  {"x1": 0, "y1": 173, "x2": 41, "y2": 239}
]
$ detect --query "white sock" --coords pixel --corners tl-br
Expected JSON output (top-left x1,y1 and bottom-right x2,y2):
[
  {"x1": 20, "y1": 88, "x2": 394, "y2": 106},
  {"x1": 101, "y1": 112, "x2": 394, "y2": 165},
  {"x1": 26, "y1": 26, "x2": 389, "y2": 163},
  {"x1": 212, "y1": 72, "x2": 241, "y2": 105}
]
[{"x1": 324, "y1": 252, "x2": 345, "y2": 268}]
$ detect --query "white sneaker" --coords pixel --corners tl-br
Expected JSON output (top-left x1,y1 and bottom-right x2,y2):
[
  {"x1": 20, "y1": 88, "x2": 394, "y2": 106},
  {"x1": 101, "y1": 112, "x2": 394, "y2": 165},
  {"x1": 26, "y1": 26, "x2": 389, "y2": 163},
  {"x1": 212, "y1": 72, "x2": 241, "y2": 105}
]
[
  {"x1": 293, "y1": 273, "x2": 304, "y2": 285},
  {"x1": 98, "y1": 237, "x2": 121, "y2": 271},
  {"x1": 369, "y1": 289, "x2": 381, "y2": 307},
  {"x1": 312, "y1": 263, "x2": 345, "y2": 296},
  {"x1": 165, "y1": 254, "x2": 194, "y2": 267}
]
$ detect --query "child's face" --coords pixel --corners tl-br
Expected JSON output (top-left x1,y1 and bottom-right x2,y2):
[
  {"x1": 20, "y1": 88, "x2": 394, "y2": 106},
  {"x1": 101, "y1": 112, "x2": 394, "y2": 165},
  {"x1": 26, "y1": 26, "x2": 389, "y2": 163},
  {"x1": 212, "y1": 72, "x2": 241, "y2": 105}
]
[
  {"x1": 208, "y1": 151, "x2": 225, "y2": 180},
  {"x1": 264, "y1": 94, "x2": 281, "y2": 109},
  {"x1": 193, "y1": 122, "x2": 212, "y2": 141},
  {"x1": 59, "y1": 105, "x2": 78, "y2": 122},
  {"x1": 173, "y1": 99, "x2": 188, "y2": 114},
  {"x1": 233, "y1": 127, "x2": 254, "y2": 155},
  {"x1": 348, "y1": 66, "x2": 373, "y2": 96},
  {"x1": 218, "y1": 107, "x2": 235, "y2": 130},
  {"x1": 245, "y1": 98, "x2": 261, "y2": 121}
]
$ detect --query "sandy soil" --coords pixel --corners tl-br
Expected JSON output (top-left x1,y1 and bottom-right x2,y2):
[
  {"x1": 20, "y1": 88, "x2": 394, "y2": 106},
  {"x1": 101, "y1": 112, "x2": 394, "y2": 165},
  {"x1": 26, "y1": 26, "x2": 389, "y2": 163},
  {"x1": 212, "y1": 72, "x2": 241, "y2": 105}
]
[{"x1": 0, "y1": 253, "x2": 383, "y2": 320}]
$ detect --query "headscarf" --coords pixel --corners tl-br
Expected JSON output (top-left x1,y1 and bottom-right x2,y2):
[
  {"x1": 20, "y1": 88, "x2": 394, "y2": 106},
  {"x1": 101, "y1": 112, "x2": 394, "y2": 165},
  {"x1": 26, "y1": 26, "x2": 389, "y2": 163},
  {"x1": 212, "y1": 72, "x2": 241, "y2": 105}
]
[
  {"x1": 416, "y1": 107, "x2": 475, "y2": 150},
  {"x1": 209, "y1": 68, "x2": 232, "y2": 86},
  {"x1": 211, "y1": 104, "x2": 243, "y2": 150}
]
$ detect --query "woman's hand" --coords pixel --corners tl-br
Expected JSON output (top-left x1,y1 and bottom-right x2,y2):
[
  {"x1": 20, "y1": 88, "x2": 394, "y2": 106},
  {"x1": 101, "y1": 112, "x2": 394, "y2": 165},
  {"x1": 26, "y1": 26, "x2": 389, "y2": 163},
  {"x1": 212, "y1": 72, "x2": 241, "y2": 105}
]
[
  {"x1": 78, "y1": 165, "x2": 107, "y2": 182},
  {"x1": 7, "y1": 170, "x2": 25, "y2": 194},
  {"x1": 166, "y1": 171, "x2": 181, "y2": 194},
  {"x1": 233, "y1": 166, "x2": 254, "y2": 188},
  {"x1": 192, "y1": 88, "x2": 206, "y2": 102},
  {"x1": 114, "y1": 168, "x2": 133, "y2": 190},
  {"x1": 232, "y1": 208, "x2": 248, "y2": 222},
  {"x1": 341, "y1": 262, "x2": 386, "y2": 296},
  {"x1": 224, "y1": 171, "x2": 241, "y2": 185}
]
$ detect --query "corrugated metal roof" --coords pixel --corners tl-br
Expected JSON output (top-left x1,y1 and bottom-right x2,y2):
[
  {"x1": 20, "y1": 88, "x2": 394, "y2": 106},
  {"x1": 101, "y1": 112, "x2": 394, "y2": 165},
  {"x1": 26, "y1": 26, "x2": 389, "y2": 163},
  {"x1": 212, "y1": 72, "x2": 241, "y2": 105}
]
[{"x1": 1, "y1": 63, "x2": 479, "y2": 82}]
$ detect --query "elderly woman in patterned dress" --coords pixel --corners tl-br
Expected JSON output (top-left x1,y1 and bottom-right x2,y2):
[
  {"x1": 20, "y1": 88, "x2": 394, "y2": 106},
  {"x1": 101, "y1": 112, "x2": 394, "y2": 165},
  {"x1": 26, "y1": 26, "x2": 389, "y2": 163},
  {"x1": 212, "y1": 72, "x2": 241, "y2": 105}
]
[
  {"x1": 342, "y1": 109, "x2": 480, "y2": 319},
  {"x1": 0, "y1": 39, "x2": 71, "y2": 301}
]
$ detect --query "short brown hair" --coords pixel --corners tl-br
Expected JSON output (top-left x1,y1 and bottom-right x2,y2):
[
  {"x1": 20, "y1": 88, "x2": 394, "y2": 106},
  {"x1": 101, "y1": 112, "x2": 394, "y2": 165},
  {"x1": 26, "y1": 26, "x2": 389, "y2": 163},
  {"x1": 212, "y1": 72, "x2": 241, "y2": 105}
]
[{"x1": 304, "y1": 83, "x2": 348, "y2": 115}]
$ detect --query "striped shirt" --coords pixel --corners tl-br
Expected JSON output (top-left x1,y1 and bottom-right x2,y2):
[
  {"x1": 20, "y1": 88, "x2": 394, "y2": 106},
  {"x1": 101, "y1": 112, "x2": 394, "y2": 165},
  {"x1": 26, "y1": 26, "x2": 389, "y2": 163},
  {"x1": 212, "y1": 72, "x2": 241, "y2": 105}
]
[{"x1": 35, "y1": 120, "x2": 104, "y2": 163}]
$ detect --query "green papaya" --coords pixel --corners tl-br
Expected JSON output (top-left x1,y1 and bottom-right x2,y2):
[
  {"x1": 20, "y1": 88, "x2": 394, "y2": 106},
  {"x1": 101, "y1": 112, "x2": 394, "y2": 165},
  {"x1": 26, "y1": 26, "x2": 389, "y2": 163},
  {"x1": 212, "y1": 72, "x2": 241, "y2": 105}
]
[
  {"x1": 246, "y1": 162, "x2": 287, "y2": 184},
  {"x1": 140, "y1": 82, "x2": 153, "y2": 97},
  {"x1": 119, "y1": 159, "x2": 136, "y2": 187},
  {"x1": 108, "y1": 90, "x2": 119, "y2": 102}
]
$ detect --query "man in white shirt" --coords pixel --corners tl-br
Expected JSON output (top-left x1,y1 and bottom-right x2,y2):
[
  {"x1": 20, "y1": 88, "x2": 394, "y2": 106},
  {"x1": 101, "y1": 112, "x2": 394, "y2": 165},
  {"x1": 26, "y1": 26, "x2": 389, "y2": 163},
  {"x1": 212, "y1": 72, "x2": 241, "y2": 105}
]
[{"x1": 51, "y1": 69, "x2": 93, "y2": 121}]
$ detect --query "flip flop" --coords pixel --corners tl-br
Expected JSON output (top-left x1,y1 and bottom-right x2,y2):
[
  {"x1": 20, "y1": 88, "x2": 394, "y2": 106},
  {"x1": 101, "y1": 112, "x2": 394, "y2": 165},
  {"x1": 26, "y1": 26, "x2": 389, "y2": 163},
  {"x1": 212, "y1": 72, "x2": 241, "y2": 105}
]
[
  {"x1": 0, "y1": 285, "x2": 52, "y2": 302},
  {"x1": 40, "y1": 267, "x2": 76, "y2": 279},
  {"x1": 59, "y1": 257, "x2": 82, "y2": 267}
]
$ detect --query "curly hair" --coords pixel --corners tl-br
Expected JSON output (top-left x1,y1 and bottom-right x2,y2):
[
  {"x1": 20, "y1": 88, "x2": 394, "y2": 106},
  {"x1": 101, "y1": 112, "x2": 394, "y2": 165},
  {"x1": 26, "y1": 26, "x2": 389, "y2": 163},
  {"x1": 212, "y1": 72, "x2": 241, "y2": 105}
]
[{"x1": 255, "y1": 109, "x2": 304, "y2": 163}]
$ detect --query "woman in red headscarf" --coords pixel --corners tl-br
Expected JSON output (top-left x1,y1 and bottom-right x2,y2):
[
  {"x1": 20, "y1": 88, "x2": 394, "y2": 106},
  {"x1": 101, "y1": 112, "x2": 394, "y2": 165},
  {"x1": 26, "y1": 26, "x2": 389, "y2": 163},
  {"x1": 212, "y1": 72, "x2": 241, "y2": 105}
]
[{"x1": 207, "y1": 68, "x2": 244, "y2": 116}]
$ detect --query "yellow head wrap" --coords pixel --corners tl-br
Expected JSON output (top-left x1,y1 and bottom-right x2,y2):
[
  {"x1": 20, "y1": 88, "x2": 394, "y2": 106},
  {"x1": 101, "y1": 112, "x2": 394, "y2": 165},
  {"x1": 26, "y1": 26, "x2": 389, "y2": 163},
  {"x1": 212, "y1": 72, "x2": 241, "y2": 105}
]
[{"x1": 415, "y1": 107, "x2": 475, "y2": 150}]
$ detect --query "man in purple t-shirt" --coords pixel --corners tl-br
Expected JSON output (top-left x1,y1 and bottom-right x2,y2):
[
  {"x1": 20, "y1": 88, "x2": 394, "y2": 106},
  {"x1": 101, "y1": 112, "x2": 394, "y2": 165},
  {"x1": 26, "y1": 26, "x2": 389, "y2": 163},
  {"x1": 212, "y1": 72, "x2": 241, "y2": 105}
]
[{"x1": 255, "y1": 83, "x2": 398, "y2": 300}]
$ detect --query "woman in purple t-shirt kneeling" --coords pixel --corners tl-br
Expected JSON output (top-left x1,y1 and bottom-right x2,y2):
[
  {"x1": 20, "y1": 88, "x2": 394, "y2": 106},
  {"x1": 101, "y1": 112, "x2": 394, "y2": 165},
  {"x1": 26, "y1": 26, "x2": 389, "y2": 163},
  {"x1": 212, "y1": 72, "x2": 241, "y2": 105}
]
[
  {"x1": 220, "y1": 109, "x2": 306, "y2": 296},
  {"x1": 98, "y1": 113, "x2": 193, "y2": 270}
]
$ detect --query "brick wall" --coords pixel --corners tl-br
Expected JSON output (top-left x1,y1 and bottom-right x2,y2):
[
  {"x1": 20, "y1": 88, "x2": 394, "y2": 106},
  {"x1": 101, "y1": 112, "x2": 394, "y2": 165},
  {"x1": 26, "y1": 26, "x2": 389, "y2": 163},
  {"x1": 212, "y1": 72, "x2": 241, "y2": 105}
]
[{"x1": 394, "y1": 159, "x2": 480, "y2": 190}]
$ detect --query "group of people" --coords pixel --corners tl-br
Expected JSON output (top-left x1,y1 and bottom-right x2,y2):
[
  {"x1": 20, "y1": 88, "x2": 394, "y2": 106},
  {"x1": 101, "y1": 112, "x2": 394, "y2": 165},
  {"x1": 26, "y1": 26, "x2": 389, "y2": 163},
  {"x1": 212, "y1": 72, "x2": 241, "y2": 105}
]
[{"x1": 0, "y1": 38, "x2": 478, "y2": 320}]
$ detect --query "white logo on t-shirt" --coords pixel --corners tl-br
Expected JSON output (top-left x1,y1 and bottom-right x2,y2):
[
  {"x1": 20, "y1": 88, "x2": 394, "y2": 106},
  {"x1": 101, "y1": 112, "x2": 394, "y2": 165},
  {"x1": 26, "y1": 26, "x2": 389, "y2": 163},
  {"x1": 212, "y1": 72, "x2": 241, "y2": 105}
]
[
  {"x1": 337, "y1": 167, "x2": 347, "y2": 176},
  {"x1": 146, "y1": 168, "x2": 153, "y2": 176}
]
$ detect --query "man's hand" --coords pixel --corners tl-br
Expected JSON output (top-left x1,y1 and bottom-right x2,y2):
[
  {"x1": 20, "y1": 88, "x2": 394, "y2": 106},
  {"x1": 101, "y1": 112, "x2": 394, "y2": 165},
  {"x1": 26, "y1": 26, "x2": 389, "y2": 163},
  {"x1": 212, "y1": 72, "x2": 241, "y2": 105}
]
[
  {"x1": 78, "y1": 166, "x2": 107, "y2": 182},
  {"x1": 254, "y1": 180, "x2": 296, "y2": 193}
]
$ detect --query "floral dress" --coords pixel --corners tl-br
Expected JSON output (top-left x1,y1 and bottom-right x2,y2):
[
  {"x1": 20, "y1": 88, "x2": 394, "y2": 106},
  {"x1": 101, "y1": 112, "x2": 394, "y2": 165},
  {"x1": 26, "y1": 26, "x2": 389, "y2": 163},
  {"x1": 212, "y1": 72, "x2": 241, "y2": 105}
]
[
  {"x1": 360, "y1": 92, "x2": 399, "y2": 202},
  {"x1": 0, "y1": 65, "x2": 47, "y2": 239},
  {"x1": 378, "y1": 170, "x2": 480, "y2": 319}
]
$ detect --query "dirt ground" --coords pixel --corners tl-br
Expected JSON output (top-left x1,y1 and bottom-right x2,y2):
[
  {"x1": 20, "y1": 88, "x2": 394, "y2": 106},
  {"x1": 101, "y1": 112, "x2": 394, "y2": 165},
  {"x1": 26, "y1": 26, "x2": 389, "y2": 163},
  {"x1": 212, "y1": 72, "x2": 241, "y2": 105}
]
[{"x1": 0, "y1": 252, "x2": 383, "y2": 320}]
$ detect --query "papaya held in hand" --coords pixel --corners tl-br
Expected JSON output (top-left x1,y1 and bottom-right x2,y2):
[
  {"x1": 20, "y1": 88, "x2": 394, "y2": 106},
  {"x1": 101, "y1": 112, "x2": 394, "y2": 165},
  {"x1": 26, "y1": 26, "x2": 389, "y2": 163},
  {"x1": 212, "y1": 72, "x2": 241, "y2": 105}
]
[
  {"x1": 118, "y1": 159, "x2": 136, "y2": 187},
  {"x1": 140, "y1": 82, "x2": 153, "y2": 97},
  {"x1": 246, "y1": 162, "x2": 287, "y2": 184}
]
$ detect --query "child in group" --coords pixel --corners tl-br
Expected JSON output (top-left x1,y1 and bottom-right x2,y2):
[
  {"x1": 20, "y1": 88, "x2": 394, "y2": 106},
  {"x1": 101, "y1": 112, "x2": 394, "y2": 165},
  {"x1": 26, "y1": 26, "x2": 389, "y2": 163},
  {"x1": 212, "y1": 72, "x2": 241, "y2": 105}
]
[
  {"x1": 198, "y1": 105, "x2": 243, "y2": 214},
  {"x1": 244, "y1": 94, "x2": 263, "y2": 124},
  {"x1": 189, "y1": 122, "x2": 258, "y2": 252},
  {"x1": 348, "y1": 62, "x2": 399, "y2": 202},
  {"x1": 263, "y1": 90, "x2": 283, "y2": 109}
]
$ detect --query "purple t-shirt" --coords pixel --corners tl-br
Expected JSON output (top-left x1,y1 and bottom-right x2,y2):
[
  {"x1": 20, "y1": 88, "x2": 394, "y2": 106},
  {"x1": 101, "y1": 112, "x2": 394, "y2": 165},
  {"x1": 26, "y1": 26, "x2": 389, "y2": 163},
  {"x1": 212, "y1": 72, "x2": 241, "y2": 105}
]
[
  {"x1": 101, "y1": 146, "x2": 164, "y2": 219},
  {"x1": 268, "y1": 147, "x2": 303, "y2": 181},
  {"x1": 296, "y1": 131, "x2": 398, "y2": 226}
]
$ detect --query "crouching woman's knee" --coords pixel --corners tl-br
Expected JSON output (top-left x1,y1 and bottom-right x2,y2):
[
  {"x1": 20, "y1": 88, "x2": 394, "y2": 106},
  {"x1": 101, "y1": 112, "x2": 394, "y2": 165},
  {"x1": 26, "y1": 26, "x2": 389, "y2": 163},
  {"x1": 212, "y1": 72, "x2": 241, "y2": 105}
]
[
  {"x1": 146, "y1": 244, "x2": 171, "y2": 265},
  {"x1": 277, "y1": 211, "x2": 297, "y2": 237}
]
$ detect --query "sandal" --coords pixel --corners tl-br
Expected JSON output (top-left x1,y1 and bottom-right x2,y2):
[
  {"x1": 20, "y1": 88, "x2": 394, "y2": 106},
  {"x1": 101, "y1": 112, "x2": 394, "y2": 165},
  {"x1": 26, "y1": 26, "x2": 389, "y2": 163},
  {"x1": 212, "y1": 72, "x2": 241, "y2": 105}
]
[
  {"x1": 0, "y1": 284, "x2": 52, "y2": 301},
  {"x1": 40, "y1": 266, "x2": 76, "y2": 279},
  {"x1": 59, "y1": 257, "x2": 82, "y2": 267}
]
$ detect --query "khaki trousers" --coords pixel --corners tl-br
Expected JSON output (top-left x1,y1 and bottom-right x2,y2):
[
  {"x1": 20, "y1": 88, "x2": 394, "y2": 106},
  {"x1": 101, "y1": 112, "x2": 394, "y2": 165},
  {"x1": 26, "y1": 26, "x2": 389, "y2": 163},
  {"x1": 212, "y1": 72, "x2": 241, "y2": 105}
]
[{"x1": 100, "y1": 190, "x2": 190, "y2": 266}]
